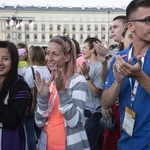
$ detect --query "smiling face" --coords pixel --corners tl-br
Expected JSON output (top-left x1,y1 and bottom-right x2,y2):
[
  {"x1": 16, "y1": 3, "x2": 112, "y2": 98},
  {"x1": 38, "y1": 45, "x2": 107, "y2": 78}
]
[
  {"x1": 0, "y1": 48, "x2": 11, "y2": 78},
  {"x1": 45, "y1": 42, "x2": 70, "y2": 71}
]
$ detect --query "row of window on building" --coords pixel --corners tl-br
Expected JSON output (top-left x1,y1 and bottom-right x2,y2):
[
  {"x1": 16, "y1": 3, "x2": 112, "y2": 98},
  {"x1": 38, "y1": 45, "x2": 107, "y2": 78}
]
[
  {"x1": 6, "y1": 32, "x2": 112, "y2": 41},
  {"x1": 6, "y1": 24, "x2": 111, "y2": 31}
]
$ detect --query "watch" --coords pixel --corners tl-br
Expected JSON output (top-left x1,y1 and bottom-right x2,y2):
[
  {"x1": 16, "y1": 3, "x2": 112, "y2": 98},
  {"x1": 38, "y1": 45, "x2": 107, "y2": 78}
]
[
  {"x1": 105, "y1": 54, "x2": 112, "y2": 60},
  {"x1": 85, "y1": 76, "x2": 91, "y2": 80}
]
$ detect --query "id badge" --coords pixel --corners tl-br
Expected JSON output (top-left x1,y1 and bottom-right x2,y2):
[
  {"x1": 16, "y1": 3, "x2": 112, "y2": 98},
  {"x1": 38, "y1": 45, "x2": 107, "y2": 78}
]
[
  {"x1": 122, "y1": 106, "x2": 136, "y2": 137},
  {"x1": 37, "y1": 130, "x2": 48, "y2": 150}
]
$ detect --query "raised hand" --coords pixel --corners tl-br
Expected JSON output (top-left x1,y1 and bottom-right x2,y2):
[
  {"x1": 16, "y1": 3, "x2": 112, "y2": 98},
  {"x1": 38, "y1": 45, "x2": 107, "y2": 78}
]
[
  {"x1": 34, "y1": 71, "x2": 49, "y2": 97},
  {"x1": 115, "y1": 55, "x2": 142, "y2": 78},
  {"x1": 81, "y1": 61, "x2": 90, "y2": 77},
  {"x1": 93, "y1": 41, "x2": 110, "y2": 57},
  {"x1": 54, "y1": 67, "x2": 66, "y2": 93}
]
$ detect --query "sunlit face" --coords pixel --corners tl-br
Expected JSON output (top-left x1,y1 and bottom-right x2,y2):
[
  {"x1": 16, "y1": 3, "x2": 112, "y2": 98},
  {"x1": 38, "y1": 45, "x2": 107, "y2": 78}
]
[
  {"x1": 45, "y1": 42, "x2": 69, "y2": 71},
  {"x1": 0, "y1": 48, "x2": 11, "y2": 78},
  {"x1": 82, "y1": 42, "x2": 92, "y2": 59},
  {"x1": 111, "y1": 20, "x2": 125, "y2": 42},
  {"x1": 128, "y1": 7, "x2": 150, "y2": 43},
  {"x1": 121, "y1": 29, "x2": 133, "y2": 49}
]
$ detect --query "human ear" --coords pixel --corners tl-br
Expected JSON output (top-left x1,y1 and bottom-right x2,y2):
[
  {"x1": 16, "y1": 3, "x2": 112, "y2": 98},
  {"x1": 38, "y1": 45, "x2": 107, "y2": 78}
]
[
  {"x1": 121, "y1": 36, "x2": 124, "y2": 43},
  {"x1": 65, "y1": 54, "x2": 70, "y2": 62},
  {"x1": 128, "y1": 22, "x2": 134, "y2": 32}
]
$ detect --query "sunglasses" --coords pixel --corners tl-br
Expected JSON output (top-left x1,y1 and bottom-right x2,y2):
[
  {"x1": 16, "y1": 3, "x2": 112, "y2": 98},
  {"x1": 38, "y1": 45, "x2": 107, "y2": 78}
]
[{"x1": 130, "y1": 16, "x2": 150, "y2": 25}]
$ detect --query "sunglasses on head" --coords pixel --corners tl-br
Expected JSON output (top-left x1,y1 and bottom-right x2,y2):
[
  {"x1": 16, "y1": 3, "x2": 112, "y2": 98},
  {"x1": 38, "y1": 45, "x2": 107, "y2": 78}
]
[{"x1": 52, "y1": 35, "x2": 71, "y2": 42}]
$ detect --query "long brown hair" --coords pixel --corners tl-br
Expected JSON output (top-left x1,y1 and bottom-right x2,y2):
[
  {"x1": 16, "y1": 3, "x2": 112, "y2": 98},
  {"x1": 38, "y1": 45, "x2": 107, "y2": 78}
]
[{"x1": 29, "y1": 46, "x2": 46, "y2": 66}]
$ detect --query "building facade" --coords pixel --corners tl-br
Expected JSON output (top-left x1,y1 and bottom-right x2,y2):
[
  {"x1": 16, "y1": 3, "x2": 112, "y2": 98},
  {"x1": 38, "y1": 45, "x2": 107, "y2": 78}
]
[{"x1": 0, "y1": 4, "x2": 125, "y2": 48}]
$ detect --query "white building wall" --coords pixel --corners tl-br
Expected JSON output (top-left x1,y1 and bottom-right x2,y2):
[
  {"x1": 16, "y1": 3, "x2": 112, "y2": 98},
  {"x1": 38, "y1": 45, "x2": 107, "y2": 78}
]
[{"x1": 0, "y1": 6, "x2": 125, "y2": 48}]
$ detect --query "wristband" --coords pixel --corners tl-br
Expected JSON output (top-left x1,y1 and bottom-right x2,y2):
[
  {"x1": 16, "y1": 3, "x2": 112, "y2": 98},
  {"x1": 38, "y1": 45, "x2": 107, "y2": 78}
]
[{"x1": 85, "y1": 76, "x2": 91, "y2": 80}]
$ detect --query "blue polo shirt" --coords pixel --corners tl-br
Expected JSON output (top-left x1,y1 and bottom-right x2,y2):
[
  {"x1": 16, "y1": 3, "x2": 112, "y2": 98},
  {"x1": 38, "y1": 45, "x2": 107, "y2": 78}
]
[{"x1": 105, "y1": 43, "x2": 150, "y2": 150}]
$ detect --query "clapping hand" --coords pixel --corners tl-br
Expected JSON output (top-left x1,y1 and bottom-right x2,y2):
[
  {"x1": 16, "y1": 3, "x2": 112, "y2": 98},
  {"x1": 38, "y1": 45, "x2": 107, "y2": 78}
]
[
  {"x1": 53, "y1": 67, "x2": 66, "y2": 93},
  {"x1": 93, "y1": 41, "x2": 111, "y2": 64},
  {"x1": 114, "y1": 55, "x2": 142, "y2": 81},
  {"x1": 34, "y1": 71, "x2": 50, "y2": 97},
  {"x1": 81, "y1": 61, "x2": 90, "y2": 77}
]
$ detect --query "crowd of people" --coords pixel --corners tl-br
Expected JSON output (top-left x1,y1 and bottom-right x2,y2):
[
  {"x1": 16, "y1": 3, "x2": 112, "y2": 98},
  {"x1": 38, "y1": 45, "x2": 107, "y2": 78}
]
[{"x1": 0, "y1": 0, "x2": 150, "y2": 149}]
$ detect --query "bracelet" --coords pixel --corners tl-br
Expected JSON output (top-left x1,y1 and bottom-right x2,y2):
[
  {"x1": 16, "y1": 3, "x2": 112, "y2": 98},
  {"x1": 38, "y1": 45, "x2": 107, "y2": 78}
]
[{"x1": 105, "y1": 54, "x2": 112, "y2": 60}]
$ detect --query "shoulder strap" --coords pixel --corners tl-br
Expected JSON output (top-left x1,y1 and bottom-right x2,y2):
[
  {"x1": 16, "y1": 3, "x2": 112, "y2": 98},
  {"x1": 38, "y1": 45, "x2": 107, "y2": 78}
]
[
  {"x1": 31, "y1": 67, "x2": 35, "y2": 80},
  {"x1": 31, "y1": 67, "x2": 37, "y2": 88}
]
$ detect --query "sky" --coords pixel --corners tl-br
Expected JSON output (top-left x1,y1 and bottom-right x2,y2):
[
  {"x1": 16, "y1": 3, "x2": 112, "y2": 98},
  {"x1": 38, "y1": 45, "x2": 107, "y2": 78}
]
[{"x1": 0, "y1": 0, "x2": 132, "y2": 8}]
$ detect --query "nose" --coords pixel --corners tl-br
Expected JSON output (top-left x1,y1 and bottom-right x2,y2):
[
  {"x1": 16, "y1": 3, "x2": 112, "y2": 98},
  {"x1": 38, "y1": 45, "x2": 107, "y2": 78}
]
[
  {"x1": 111, "y1": 28, "x2": 114, "y2": 34},
  {"x1": 46, "y1": 53, "x2": 53, "y2": 61}
]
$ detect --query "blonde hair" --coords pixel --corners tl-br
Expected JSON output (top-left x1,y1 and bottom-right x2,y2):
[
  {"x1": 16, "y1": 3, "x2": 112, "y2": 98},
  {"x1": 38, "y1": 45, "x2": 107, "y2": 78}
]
[{"x1": 49, "y1": 36, "x2": 77, "y2": 80}]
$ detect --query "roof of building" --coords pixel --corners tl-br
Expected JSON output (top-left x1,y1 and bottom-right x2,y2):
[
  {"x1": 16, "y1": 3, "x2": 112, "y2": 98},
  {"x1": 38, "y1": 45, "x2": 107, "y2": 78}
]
[{"x1": 0, "y1": 4, "x2": 125, "y2": 12}]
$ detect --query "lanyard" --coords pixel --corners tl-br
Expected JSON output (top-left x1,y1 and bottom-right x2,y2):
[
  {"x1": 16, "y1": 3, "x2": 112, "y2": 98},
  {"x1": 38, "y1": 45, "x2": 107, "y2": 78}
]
[
  {"x1": 47, "y1": 81, "x2": 57, "y2": 118},
  {"x1": 128, "y1": 47, "x2": 145, "y2": 107},
  {"x1": 43, "y1": 81, "x2": 58, "y2": 128}
]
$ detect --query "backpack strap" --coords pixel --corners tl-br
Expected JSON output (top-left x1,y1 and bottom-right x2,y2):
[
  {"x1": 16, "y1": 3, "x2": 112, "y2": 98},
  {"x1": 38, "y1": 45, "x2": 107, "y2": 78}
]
[{"x1": 31, "y1": 67, "x2": 36, "y2": 81}]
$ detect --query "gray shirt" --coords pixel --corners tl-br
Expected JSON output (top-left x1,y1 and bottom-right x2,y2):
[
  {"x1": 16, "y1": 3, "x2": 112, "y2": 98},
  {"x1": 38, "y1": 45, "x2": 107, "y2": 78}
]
[{"x1": 85, "y1": 61, "x2": 104, "y2": 114}]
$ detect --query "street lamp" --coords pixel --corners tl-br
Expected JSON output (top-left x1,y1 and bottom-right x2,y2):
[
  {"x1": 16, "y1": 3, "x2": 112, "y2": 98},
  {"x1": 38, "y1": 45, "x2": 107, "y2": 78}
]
[
  {"x1": 0, "y1": 15, "x2": 34, "y2": 43},
  {"x1": 107, "y1": 11, "x2": 110, "y2": 45}
]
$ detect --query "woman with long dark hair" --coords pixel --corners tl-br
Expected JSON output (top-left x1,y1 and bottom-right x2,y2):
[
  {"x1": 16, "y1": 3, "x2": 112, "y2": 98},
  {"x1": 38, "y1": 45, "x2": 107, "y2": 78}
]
[{"x1": 0, "y1": 41, "x2": 31, "y2": 150}]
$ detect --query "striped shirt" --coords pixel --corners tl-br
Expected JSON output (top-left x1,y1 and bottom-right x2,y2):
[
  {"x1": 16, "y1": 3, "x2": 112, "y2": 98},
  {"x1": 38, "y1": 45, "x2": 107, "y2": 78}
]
[{"x1": 35, "y1": 73, "x2": 90, "y2": 150}]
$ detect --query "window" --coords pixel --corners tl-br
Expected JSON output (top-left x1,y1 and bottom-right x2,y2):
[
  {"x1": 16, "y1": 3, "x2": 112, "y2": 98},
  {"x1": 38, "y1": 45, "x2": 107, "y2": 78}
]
[
  {"x1": 49, "y1": 34, "x2": 53, "y2": 39},
  {"x1": 18, "y1": 26, "x2": 22, "y2": 30},
  {"x1": 95, "y1": 34, "x2": 98, "y2": 38},
  {"x1": 87, "y1": 34, "x2": 90, "y2": 38},
  {"x1": 42, "y1": 34, "x2": 45, "y2": 39},
  {"x1": 95, "y1": 25, "x2": 98, "y2": 31},
  {"x1": 80, "y1": 34, "x2": 83, "y2": 39},
  {"x1": 72, "y1": 34, "x2": 76, "y2": 39},
  {"x1": 34, "y1": 34, "x2": 37, "y2": 39},
  {"x1": 18, "y1": 33, "x2": 21, "y2": 39},
  {"x1": 102, "y1": 34, "x2": 105, "y2": 39},
  {"x1": 49, "y1": 24, "x2": 53, "y2": 30},
  {"x1": 63, "y1": 28, "x2": 67, "y2": 35},
  {"x1": 25, "y1": 24, "x2": 29, "y2": 30},
  {"x1": 57, "y1": 25, "x2": 61, "y2": 30},
  {"x1": 41, "y1": 24, "x2": 45, "y2": 30},
  {"x1": 101, "y1": 25, "x2": 106, "y2": 31},
  {"x1": 79, "y1": 17, "x2": 83, "y2": 21},
  {"x1": 34, "y1": 24, "x2": 37, "y2": 30},
  {"x1": 6, "y1": 26, "x2": 10, "y2": 30},
  {"x1": 7, "y1": 34, "x2": 11, "y2": 39},
  {"x1": 87, "y1": 17, "x2": 90, "y2": 21},
  {"x1": 72, "y1": 25, "x2": 76, "y2": 30},
  {"x1": 109, "y1": 25, "x2": 112, "y2": 30},
  {"x1": 80, "y1": 25, "x2": 83, "y2": 31},
  {"x1": 26, "y1": 34, "x2": 29, "y2": 39},
  {"x1": 87, "y1": 25, "x2": 91, "y2": 31}
]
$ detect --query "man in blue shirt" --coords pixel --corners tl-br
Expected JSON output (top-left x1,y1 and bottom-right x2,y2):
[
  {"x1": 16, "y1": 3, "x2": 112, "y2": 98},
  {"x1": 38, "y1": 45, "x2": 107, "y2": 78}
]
[{"x1": 102, "y1": 0, "x2": 150, "y2": 149}]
